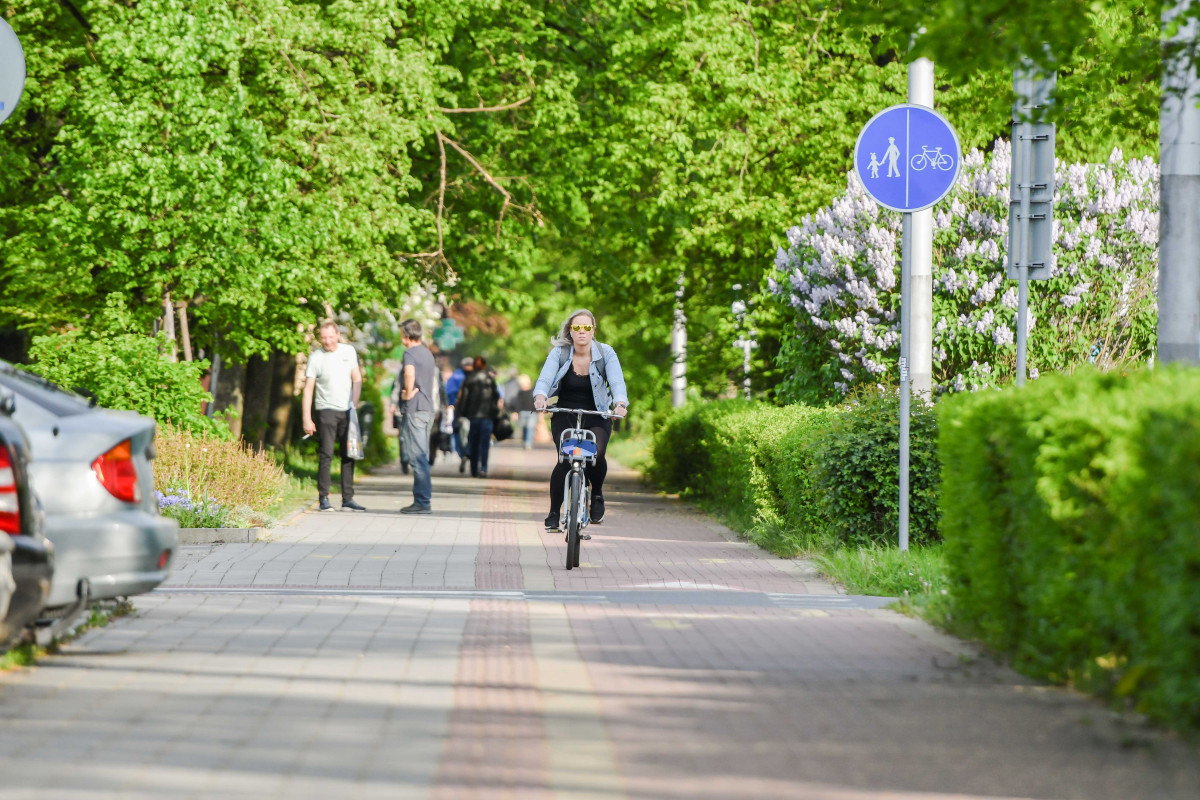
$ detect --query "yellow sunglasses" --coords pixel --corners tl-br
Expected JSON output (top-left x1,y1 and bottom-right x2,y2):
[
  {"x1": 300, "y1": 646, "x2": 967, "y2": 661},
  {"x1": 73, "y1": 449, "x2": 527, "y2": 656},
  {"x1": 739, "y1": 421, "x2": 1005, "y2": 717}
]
[{"x1": 570, "y1": 323, "x2": 594, "y2": 332}]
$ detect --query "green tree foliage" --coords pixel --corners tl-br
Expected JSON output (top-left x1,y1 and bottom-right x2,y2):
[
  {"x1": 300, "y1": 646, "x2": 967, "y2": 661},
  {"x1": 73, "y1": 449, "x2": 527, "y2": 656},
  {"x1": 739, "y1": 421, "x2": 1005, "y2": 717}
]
[
  {"x1": 520, "y1": 1, "x2": 1158, "y2": 410},
  {"x1": 0, "y1": 1, "x2": 1164, "y2": 414},
  {"x1": 841, "y1": 0, "x2": 1161, "y2": 160},
  {"x1": 25, "y1": 298, "x2": 226, "y2": 435},
  {"x1": 0, "y1": 0, "x2": 570, "y2": 361}
]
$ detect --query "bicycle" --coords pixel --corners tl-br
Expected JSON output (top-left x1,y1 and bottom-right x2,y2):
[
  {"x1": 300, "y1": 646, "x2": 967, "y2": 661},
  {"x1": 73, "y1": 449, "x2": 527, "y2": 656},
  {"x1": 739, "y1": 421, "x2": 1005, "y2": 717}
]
[
  {"x1": 910, "y1": 145, "x2": 954, "y2": 171},
  {"x1": 545, "y1": 406, "x2": 615, "y2": 570}
]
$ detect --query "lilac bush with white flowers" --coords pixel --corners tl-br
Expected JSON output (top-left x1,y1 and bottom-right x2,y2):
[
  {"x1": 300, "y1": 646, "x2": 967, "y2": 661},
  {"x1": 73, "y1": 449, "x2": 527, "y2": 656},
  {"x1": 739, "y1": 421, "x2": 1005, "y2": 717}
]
[{"x1": 768, "y1": 141, "x2": 1158, "y2": 402}]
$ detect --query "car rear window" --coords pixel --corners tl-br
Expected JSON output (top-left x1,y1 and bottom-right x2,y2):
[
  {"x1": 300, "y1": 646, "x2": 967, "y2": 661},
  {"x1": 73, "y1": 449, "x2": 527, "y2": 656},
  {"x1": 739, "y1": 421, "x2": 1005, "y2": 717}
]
[{"x1": 0, "y1": 366, "x2": 92, "y2": 418}]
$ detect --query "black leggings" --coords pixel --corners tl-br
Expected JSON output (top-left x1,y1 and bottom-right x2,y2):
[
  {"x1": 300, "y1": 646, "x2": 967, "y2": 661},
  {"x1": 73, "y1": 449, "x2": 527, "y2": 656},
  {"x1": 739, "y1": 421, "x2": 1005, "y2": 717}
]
[{"x1": 549, "y1": 415, "x2": 612, "y2": 515}]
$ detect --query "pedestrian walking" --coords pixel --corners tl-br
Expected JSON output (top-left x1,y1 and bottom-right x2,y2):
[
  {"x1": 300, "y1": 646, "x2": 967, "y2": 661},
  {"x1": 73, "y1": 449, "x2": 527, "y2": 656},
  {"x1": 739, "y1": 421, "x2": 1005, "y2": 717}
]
[
  {"x1": 456, "y1": 356, "x2": 501, "y2": 478},
  {"x1": 514, "y1": 374, "x2": 537, "y2": 449},
  {"x1": 445, "y1": 355, "x2": 473, "y2": 473},
  {"x1": 502, "y1": 367, "x2": 520, "y2": 407},
  {"x1": 302, "y1": 319, "x2": 366, "y2": 512},
  {"x1": 397, "y1": 319, "x2": 438, "y2": 514},
  {"x1": 533, "y1": 309, "x2": 628, "y2": 534}
]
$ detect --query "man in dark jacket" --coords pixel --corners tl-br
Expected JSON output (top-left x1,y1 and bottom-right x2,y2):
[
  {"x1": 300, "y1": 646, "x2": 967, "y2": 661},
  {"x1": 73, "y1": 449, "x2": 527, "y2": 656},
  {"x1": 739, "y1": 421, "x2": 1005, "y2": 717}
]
[{"x1": 455, "y1": 356, "x2": 500, "y2": 478}]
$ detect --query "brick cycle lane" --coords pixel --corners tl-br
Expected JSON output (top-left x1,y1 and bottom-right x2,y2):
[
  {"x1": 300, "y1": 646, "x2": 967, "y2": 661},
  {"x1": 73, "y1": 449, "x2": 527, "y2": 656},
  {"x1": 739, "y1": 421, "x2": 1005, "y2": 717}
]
[{"x1": 0, "y1": 442, "x2": 1197, "y2": 799}]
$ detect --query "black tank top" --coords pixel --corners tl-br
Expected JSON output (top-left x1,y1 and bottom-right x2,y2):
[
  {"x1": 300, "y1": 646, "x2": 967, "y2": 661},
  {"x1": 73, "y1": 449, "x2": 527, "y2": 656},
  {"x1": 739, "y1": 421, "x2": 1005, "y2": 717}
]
[{"x1": 557, "y1": 367, "x2": 596, "y2": 411}]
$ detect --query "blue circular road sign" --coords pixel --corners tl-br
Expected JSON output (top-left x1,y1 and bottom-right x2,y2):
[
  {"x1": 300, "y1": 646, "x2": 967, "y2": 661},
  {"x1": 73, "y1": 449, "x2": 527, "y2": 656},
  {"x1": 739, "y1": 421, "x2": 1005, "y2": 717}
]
[
  {"x1": 0, "y1": 19, "x2": 24, "y2": 127},
  {"x1": 854, "y1": 104, "x2": 961, "y2": 213}
]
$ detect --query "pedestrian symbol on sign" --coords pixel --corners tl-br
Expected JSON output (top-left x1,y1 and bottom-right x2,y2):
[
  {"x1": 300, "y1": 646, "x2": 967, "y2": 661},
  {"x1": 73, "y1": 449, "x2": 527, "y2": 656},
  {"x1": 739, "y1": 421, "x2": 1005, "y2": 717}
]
[{"x1": 884, "y1": 137, "x2": 901, "y2": 177}]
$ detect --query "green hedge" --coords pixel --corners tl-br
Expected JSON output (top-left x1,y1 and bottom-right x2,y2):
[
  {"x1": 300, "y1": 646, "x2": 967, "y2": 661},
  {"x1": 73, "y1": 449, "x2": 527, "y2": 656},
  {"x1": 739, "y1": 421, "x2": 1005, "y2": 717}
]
[
  {"x1": 939, "y1": 367, "x2": 1200, "y2": 731},
  {"x1": 647, "y1": 393, "x2": 940, "y2": 553},
  {"x1": 813, "y1": 392, "x2": 941, "y2": 547}
]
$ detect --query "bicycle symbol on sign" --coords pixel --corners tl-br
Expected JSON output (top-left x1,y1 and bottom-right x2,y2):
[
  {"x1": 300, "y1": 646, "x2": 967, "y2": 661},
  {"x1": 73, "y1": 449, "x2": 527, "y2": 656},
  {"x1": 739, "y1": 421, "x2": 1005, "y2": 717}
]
[{"x1": 910, "y1": 145, "x2": 954, "y2": 172}]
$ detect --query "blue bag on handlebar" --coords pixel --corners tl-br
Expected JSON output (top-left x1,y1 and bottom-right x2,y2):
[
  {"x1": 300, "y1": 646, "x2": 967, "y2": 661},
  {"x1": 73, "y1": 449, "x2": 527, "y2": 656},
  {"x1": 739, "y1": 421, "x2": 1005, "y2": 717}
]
[{"x1": 561, "y1": 438, "x2": 597, "y2": 457}]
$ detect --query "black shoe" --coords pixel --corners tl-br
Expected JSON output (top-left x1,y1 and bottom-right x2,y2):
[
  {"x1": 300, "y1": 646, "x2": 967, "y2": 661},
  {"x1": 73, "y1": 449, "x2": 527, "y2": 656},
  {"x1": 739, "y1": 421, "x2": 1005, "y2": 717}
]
[
  {"x1": 401, "y1": 503, "x2": 432, "y2": 515},
  {"x1": 459, "y1": 457, "x2": 468, "y2": 474},
  {"x1": 478, "y1": 470, "x2": 487, "y2": 478},
  {"x1": 589, "y1": 496, "x2": 605, "y2": 524},
  {"x1": 544, "y1": 514, "x2": 561, "y2": 533},
  {"x1": 318, "y1": 496, "x2": 333, "y2": 512},
  {"x1": 342, "y1": 499, "x2": 367, "y2": 512}
]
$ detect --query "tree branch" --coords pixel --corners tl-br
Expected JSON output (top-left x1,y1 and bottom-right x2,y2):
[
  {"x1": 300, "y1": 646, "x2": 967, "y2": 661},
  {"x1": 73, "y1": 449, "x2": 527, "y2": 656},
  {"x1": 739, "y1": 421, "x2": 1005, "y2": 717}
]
[
  {"x1": 439, "y1": 132, "x2": 545, "y2": 237},
  {"x1": 439, "y1": 96, "x2": 532, "y2": 114},
  {"x1": 400, "y1": 127, "x2": 448, "y2": 267},
  {"x1": 403, "y1": 128, "x2": 544, "y2": 267}
]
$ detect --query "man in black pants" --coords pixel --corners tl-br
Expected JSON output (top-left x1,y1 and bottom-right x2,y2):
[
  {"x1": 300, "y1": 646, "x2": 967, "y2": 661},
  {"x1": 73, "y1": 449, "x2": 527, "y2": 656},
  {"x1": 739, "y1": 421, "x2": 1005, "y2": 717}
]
[{"x1": 301, "y1": 320, "x2": 366, "y2": 512}]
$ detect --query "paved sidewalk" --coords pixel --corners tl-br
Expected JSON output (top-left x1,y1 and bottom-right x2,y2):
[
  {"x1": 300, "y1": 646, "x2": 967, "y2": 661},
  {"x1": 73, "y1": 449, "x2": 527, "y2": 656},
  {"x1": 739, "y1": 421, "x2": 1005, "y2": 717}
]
[{"x1": 0, "y1": 441, "x2": 1197, "y2": 799}]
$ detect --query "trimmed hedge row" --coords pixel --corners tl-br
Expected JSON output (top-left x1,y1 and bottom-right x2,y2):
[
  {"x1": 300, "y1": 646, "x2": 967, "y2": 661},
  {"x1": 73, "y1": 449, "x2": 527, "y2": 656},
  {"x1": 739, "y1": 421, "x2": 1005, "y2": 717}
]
[
  {"x1": 939, "y1": 367, "x2": 1200, "y2": 730},
  {"x1": 647, "y1": 393, "x2": 940, "y2": 553}
]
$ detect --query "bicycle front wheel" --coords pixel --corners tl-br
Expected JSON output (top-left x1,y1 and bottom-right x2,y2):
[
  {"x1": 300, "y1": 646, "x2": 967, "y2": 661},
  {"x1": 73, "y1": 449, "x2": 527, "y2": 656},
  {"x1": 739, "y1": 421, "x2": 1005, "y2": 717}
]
[{"x1": 566, "y1": 471, "x2": 583, "y2": 570}]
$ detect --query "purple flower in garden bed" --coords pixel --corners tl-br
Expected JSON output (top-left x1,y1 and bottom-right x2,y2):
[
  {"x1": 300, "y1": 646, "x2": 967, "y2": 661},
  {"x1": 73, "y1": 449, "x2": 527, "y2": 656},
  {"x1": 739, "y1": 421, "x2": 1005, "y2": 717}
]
[{"x1": 156, "y1": 487, "x2": 221, "y2": 514}]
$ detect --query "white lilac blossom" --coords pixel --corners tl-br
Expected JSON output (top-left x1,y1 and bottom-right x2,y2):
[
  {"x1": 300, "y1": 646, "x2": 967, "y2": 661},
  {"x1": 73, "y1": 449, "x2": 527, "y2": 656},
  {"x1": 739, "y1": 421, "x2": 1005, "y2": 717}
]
[{"x1": 768, "y1": 142, "x2": 1159, "y2": 399}]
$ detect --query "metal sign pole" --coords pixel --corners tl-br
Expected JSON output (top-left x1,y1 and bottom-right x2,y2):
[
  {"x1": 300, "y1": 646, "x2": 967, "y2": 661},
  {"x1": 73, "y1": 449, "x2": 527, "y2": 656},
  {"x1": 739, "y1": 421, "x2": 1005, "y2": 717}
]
[
  {"x1": 1008, "y1": 60, "x2": 1056, "y2": 383},
  {"x1": 1016, "y1": 96, "x2": 1032, "y2": 386},
  {"x1": 898, "y1": 58, "x2": 933, "y2": 553},
  {"x1": 899, "y1": 213, "x2": 912, "y2": 552},
  {"x1": 852, "y1": 75, "x2": 960, "y2": 556}
]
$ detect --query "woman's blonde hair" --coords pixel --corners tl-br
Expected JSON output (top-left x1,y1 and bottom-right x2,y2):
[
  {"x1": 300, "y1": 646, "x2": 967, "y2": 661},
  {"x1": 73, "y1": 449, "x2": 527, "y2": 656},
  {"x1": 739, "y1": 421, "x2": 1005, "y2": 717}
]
[{"x1": 550, "y1": 309, "x2": 597, "y2": 347}]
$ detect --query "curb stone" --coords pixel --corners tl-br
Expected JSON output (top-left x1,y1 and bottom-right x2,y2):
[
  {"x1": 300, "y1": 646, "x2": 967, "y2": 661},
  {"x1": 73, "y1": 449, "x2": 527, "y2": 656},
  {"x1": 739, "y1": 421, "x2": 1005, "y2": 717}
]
[{"x1": 177, "y1": 528, "x2": 261, "y2": 544}]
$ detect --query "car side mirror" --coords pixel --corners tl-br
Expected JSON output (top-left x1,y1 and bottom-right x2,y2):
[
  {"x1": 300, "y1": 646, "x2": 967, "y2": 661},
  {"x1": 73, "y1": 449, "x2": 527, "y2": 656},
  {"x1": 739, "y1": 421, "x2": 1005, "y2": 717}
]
[{"x1": 0, "y1": 390, "x2": 14, "y2": 415}]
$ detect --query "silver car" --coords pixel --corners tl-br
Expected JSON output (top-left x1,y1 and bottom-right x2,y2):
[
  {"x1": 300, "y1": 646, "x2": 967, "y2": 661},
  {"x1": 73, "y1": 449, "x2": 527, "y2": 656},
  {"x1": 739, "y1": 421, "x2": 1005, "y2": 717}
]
[{"x1": 0, "y1": 362, "x2": 178, "y2": 612}]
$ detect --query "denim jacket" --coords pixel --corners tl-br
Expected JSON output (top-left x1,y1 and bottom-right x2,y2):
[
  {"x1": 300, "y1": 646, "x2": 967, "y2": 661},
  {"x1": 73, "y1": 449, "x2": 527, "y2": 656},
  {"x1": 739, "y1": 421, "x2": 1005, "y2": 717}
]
[{"x1": 533, "y1": 342, "x2": 629, "y2": 411}]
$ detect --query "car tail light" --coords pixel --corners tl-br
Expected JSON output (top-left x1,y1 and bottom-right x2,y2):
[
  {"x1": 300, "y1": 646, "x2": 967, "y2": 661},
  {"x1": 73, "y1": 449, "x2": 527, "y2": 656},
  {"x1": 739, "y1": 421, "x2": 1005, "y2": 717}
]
[
  {"x1": 0, "y1": 445, "x2": 18, "y2": 535},
  {"x1": 92, "y1": 439, "x2": 141, "y2": 503}
]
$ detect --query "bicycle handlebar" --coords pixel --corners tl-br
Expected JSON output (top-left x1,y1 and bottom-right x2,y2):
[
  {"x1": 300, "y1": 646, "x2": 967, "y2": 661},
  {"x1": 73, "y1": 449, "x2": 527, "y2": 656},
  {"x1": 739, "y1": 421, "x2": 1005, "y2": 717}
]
[{"x1": 542, "y1": 406, "x2": 617, "y2": 419}]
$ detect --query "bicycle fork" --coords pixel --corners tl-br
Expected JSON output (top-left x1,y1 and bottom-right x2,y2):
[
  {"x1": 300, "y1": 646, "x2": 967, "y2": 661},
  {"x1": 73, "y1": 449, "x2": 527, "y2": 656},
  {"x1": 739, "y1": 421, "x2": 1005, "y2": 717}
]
[{"x1": 558, "y1": 465, "x2": 592, "y2": 530}]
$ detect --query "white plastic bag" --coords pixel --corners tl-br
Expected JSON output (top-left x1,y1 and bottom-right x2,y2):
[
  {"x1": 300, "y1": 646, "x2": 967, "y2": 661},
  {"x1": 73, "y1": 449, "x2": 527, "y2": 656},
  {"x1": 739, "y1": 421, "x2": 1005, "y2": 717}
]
[{"x1": 346, "y1": 407, "x2": 366, "y2": 461}]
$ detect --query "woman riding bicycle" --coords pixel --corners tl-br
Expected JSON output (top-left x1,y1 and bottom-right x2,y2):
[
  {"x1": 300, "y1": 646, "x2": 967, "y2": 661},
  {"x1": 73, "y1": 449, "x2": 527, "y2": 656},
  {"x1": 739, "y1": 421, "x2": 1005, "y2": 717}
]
[{"x1": 533, "y1": 309, "x2": 628, "y2": 534}]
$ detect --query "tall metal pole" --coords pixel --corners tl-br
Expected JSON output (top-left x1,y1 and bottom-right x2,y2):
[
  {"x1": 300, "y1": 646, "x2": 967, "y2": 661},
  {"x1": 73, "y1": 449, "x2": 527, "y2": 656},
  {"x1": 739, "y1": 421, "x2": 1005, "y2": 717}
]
[
  {"x1": 1015, "y1": 69, "x2": 1033, "y2": 386},
  {"x1": 898, "y1": 58, "x2": 933, "y2": 553},
  {"x1": 1159, "y1": 0, "x2": 1200, "y2": 365},
  {"x1": 908, "y1": 58, "x2": 934, "y2": 400},
  {"x1": 899, "y1": 214, "x2": 912, "y2": 553}
]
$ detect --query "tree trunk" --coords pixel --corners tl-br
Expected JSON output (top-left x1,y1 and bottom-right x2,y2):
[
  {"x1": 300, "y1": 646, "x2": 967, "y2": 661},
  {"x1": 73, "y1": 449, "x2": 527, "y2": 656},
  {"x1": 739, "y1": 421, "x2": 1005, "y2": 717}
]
[
  {"x1": 162, "y1": 292, "x2": 178, "y2": 362},
  {"x1": 266, "y1": 350, "x2": 298, "y2": 449},
  {"x1": 211, "y1": 359, "x2": 245, "y2": 438},
  {"x1": 242, "y1": 354, "x2": 274, "y2": 451},
  {"x1": 670, "y1": 272, "x2": 688, "y2": 408},
  {"x1": 177, "y1": 302, "x2": 193, "y2": 362}
]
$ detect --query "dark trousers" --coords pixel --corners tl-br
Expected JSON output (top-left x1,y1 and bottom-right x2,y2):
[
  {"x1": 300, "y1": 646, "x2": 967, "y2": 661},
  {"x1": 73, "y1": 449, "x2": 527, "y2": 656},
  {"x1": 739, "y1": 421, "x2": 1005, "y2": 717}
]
[
  {"x1": 467, "y1": 417, "x2": 494, "y2": 476},
  {"x1": 549, "y1": 415, "x2": 612, "y2": 515},
  {"x1": 316, "y1": 408, "x2": 355, "y2": 500},
  {"x1": 453, "y1": 418, "x2": 468, "y2": 458}
]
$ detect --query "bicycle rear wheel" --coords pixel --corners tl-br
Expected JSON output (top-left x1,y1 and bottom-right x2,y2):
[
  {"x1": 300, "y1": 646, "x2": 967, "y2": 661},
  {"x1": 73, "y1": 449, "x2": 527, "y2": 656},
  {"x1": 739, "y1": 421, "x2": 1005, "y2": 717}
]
[{"x1": 566, "y1": 471, "x2": 583, "y2": 569}]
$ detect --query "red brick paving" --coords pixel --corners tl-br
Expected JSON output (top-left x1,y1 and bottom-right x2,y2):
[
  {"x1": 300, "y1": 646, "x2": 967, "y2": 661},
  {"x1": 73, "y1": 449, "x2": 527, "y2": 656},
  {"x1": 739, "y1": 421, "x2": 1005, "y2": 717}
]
[
  {"x1": 433, "y1": 599, "x2": 551, "y2": 800},
  {"x1": 475, "y1": 486, "x2": 524, "y2": 591}
]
